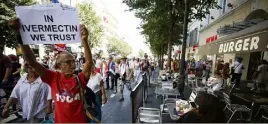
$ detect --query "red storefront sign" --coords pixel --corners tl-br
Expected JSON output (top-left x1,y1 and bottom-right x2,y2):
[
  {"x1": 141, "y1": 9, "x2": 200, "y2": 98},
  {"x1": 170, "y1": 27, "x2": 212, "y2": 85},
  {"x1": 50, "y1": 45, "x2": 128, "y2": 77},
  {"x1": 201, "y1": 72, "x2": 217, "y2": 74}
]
[
  {"x1": 206, "y1": 35, "x2": 218, "y2": 44},
  {"x1": 192, "y1": 44, "x2": 198, "y2": 51}
]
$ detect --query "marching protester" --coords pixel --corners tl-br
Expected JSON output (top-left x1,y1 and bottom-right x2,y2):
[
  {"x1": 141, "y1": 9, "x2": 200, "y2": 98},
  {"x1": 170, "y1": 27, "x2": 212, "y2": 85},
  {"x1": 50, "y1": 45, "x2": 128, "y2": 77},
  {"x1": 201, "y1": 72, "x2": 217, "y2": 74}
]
[
  {"x1": 254, "y1": 60, "x2": 268, "y2": 92},
  {"x1": 114, "y1": 58, "x2": 121, "y2": 93},
  {"x1": 133, "y1": 58, "x2": 141, "y2": 84},
  {"x1": 119, "y1": 56, "x2": 131, "y2": 102},
  {"x1": 8, "y1": 54, "x2": 21, "y2": 85},
  {"x1": 106, "y1": 56, "x2": 115, "y2": 90},
  {"x1": 8, "y1": 18, "x2": 93, "y2": 123},
  {"x1": 0, "y1": 46, "x2": 12, "y2": 86},
  {"x1": 95, "y1": 55, "x2": 102, "y2": 73},
  {"x1": 2, "y1": 62, "x2": 52, "y2": 123}
]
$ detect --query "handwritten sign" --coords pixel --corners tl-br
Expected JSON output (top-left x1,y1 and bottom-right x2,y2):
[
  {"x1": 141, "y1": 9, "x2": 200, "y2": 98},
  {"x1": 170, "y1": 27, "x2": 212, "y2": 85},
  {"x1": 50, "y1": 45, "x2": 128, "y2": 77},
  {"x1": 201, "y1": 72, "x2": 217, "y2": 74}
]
[{"x1": 15, "y1": 3, "x2": 81, "y2": 44}]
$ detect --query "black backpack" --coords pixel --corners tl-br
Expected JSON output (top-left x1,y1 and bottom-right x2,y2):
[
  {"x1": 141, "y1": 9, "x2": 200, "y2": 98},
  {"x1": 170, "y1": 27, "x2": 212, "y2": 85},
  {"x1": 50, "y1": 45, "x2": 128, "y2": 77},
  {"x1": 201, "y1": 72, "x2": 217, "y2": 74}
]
[{"x1": 76, "y1": 76, "x2": 101, "y2": 123}]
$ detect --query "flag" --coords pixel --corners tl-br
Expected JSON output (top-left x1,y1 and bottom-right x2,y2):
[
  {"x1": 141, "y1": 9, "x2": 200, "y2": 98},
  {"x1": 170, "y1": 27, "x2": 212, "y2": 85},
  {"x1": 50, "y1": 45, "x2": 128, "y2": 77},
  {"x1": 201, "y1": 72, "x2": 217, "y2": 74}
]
[{"x1": 52, "y1": 0, "x2": 59, "y2": 3}]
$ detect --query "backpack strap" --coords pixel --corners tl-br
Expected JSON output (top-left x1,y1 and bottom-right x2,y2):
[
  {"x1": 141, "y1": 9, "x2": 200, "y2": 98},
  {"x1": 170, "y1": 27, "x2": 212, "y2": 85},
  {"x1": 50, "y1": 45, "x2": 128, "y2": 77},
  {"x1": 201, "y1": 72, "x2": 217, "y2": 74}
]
[{"x1": 75, "y1": 75, "x2": 88, "y2": 110}]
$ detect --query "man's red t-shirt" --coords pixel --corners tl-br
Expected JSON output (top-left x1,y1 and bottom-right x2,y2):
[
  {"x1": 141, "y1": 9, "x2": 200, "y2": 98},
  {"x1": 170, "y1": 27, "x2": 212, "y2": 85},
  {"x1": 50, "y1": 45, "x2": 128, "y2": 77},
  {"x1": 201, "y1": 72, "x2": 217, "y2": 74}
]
[{"x1": 42, "y1": 70, "x2": 88, "y2": 123}]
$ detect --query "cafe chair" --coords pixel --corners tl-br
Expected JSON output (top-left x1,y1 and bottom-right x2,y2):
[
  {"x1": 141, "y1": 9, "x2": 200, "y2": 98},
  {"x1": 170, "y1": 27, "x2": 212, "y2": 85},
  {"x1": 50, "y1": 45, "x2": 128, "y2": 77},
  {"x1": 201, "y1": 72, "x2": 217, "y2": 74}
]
[
  {"x1": 137, "y1": 107, "x2": 161, "y2": 123},
  {"x1": 189, "y1": 90, "x2": 197, "y2": 102},
  {"x1": 160, "y1": 98, "x2": 177, "y2": 114},
  {"x1": 222, "y1": 92, "x2": 251, "y2": 123},
  {"x1": 187, "y1": 74, "x2": 196, "y2": 89},
  {"x1": 260, "y1": 115, "x2": 268, "y2": 123},
  {"x1": 255, "y1": 105, "x2": 268, "y2": 119}
]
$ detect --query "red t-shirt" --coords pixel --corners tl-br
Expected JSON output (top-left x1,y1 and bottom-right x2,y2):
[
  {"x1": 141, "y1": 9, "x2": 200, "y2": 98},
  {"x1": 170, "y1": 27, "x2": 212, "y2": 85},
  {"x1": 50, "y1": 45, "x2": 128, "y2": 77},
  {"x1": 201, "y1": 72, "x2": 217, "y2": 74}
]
[{"x1": 42, "y1": 70, "x2": 88, "y2": 123}]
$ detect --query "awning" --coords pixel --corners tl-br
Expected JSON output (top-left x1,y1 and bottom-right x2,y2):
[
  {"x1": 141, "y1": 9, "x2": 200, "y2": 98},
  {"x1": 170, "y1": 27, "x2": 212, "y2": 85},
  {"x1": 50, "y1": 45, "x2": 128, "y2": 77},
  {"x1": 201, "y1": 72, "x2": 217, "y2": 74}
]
[{"x1": 198, "y1": 20, "x2": 268, "y2": 55}]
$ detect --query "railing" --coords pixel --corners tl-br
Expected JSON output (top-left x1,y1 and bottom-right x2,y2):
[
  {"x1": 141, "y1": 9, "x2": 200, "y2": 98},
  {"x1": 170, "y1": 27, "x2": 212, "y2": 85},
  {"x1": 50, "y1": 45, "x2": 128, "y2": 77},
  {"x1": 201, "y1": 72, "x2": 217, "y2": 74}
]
[{"x1": 131, "y1": 72, "x2": 149, "y2": 123}]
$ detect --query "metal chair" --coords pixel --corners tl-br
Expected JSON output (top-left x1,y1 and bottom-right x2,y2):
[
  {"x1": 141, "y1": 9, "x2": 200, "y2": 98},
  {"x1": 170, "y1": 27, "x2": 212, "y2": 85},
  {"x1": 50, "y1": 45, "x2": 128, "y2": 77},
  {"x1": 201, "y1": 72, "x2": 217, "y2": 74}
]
[
  {"x1": 189, "y1": 90, "x2": 197, "y2": 102},
  {"x1": 222, "y1": 92, "x2": 251, "y2": 123},
  {"x1": 260, "y1": 115, "x2": 268, "y2": 123},
  {"x1": 137, "y1": 107, "x2": 161, "y2": 123},
  {"x1": 160, "y1": 98, "x2": 176, "y2": 114},
  {"x1": 255, "y1": 105, "x2": 268, "y2": 119}
]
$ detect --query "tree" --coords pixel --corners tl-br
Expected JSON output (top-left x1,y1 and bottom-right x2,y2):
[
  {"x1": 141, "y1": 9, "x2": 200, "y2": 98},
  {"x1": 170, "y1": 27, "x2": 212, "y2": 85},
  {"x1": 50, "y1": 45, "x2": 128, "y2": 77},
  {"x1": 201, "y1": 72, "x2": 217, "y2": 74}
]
[
  {"x1": 138, "y1": 49, "x2": 144, "y2": 58},
  {"x1": 123, "y1": 0, "x2": 220, "y2": 68},
  {"x1": 107, "y1": 37, "x2": 132, "y2": 56},
  {"x1": 0, "y1": 0, "x2": 35, "y2": 48},
  {"x1": 77, "y1": 2, "x2": 103, "y2": 47}
]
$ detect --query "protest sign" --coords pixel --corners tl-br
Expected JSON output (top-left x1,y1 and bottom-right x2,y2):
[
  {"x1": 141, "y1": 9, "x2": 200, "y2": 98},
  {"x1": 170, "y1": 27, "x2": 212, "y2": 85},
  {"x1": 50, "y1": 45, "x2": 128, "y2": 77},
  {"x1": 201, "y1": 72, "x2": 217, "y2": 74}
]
[{"x1": 15, "y1": 3, "x2": 81, "y2": 44}]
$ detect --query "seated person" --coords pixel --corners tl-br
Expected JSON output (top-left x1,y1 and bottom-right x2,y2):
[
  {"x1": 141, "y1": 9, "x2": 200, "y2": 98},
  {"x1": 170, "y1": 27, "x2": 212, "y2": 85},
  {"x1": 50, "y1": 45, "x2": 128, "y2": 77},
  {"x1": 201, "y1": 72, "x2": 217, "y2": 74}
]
[
  {"x1": 207, "y1": 71, "x2": 226, "y2": 92},
  {"x1": 176, "y1": 93, "x2": 225, "y2": 123}
]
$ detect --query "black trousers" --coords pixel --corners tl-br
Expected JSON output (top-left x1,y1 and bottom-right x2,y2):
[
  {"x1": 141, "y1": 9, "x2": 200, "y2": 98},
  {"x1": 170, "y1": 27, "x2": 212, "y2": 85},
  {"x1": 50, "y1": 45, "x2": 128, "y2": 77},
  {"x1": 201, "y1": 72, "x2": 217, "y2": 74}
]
[
  {"x1": 114, "y1": 73, "x2": 120, "y2": 89},
  {"x1": 106, "y1": 72, "x2": 115, "y2": 89},
  {"x1": 231, "y1": 73, "x2": 242, "y2": 88}
]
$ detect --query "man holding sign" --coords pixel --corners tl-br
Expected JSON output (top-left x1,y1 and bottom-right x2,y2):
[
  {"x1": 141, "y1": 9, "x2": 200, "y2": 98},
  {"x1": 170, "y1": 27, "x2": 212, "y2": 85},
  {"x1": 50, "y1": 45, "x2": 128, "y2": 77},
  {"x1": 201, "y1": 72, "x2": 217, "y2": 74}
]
[{"x1": 8, "y1": 18, "x2": 92, "y2": 124}]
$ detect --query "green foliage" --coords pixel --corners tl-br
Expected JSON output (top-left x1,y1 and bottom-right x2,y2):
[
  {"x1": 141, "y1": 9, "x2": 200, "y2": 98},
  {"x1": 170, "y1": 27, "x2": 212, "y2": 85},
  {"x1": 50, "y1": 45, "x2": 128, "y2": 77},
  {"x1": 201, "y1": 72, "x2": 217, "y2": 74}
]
[
  {"x1": 77, "y1": 2, "x2": 103, "y2": 47},
  {"x1": 0, "y1": 0, "x2": 35, "y2": 48},
  {"x1": 138, "y1": 49, "x2": 145, "y2": 58},
  {"x1": 123, "y1": 0, "x2": 220, "y2": 56},
  {"x1": 107, "y1": 37, "x2": 132, "y2": 56}
]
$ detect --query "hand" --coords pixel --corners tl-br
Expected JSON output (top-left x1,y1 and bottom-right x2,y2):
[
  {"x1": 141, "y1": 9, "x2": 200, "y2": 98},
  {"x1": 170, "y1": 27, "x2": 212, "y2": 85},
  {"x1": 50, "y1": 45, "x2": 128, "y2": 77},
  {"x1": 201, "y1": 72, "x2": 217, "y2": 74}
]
[
  {"x1": 1, "y1": 108, "x2": 9, "y2": 118},
  {"x1": 80, "y1": 24, "x2": 88, "y2": 41},
  {"x1": 8, "y1": 18, "x2": 20, "y2": 35}
]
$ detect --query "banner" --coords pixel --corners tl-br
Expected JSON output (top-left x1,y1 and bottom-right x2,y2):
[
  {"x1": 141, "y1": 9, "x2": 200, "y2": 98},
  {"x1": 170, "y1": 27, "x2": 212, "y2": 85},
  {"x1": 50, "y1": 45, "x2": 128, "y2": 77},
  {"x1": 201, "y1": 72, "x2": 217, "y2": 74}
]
[{"x1": 15, "y1": 3, "x2": 81, "y2": 44}]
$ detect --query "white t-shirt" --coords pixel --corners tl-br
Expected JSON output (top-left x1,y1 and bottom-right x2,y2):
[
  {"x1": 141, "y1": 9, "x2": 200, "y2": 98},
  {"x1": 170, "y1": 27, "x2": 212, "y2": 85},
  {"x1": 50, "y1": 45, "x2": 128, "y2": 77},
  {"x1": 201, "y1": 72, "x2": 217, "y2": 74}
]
[
  {"x1": 233, "y1": 61, "x2": 244, "y2": 74},
  {"x1": 87, "y1": 73, "x2": 103, "y2": 93},
  {"x1": 211, "y1": 78, "x2": 226, "y2": 91}
]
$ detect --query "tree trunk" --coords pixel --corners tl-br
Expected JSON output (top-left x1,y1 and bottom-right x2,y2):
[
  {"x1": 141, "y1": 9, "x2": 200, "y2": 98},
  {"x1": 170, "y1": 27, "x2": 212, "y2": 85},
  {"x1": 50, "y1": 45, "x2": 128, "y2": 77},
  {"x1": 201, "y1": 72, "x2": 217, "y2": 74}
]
[
  {"x1": 179, "y1": 0, "x2": 189, "y2": 94},
  {"x1": 160, "y1": 44, "x2": 163, "y2": 70}
]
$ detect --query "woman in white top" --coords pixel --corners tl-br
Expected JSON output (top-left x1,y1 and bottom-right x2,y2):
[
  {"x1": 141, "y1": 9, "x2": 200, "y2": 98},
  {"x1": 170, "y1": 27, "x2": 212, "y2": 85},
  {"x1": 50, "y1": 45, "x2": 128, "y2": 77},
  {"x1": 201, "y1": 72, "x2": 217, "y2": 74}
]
[
  {"x1": 2, "y1": 63, "x2": 52, "y2": 123},
  {"x1": 114, "y1": 59, "x2": 121, "y2": 93},
  {"x1": 87, "y1": 65, "x2": 107, "y2": 105},
  {"x1": 134, "y1": 58, "x2": 141, "y2": 83},
  {"x1": 207, "y1": 71, "x2": 226, "y2": 92},
  {"x1": 86, "y1": 64, "x2": 107, "y2": 122}
]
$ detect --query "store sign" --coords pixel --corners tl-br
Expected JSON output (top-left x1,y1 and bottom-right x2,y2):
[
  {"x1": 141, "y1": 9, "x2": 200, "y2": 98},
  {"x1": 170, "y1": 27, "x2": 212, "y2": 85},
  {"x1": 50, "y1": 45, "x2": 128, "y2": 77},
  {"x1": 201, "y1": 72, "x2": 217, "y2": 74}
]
[
  {"x1": 206, "y1": 35, "x2": 218, "y2": 44},
  {"x1": 219, "y1": 36, "x2": 259, "y2": 53},
  {"x1": 197, "y1": 30, "x2": 268, "y2": 55}
]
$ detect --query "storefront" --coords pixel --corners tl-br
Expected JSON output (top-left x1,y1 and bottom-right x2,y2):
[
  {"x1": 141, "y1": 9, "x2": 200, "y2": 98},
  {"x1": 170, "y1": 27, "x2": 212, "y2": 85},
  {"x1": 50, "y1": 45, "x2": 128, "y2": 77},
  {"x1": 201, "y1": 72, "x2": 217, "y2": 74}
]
[{"x1": 198, "y1": 20, "x2": 268, "y2": 80}]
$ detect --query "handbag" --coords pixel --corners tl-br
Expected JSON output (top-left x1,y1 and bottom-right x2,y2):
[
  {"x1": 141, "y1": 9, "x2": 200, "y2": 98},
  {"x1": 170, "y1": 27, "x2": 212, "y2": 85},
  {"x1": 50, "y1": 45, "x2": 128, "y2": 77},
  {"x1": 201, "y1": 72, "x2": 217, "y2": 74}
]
[{"x1": 76, "y1": 76, "x2": 101, "y2": 123}]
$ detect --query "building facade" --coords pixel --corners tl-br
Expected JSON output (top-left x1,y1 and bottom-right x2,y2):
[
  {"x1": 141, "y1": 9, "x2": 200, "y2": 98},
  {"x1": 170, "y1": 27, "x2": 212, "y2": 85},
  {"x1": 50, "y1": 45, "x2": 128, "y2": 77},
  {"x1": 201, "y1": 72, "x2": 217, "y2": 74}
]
[{"x1": 197, "y1": 0, "x2": 268, "y2": 80}]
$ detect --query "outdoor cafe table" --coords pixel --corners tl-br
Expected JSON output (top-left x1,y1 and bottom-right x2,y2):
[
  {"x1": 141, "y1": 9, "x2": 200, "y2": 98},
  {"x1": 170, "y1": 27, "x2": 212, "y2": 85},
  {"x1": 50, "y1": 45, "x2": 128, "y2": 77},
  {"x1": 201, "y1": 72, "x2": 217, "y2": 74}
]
[
  {"x1": 154, "y1": 87, "x2": 180, "y2": 103},
  {"x1": 233, "y1": 93, "x2": 268, "y2": 121}
]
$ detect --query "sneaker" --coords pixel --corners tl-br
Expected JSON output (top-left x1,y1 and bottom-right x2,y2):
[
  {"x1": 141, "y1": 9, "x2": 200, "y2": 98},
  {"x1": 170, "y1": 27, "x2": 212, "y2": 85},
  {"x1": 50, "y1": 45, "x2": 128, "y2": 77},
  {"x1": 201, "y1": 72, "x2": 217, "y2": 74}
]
[
  {"x1": 119, "y1": 98, "x2": 124, "y2": 102},
  {"x1": 114, "y1": 90, "x2": 117, "y2": 93}
]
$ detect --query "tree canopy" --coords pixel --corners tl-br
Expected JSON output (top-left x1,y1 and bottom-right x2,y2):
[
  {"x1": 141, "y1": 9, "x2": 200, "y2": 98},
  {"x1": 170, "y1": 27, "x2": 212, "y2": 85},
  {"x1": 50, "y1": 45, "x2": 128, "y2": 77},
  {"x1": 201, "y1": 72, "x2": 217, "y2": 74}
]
[
  {"x1": 77, "y1": 2, "x2": 103, "y2": 48},
  {"x1": 107, "y1": 36, "x2": 132, "y2": 56},
  {"x1": 0, "y1": 0, "x2": 35, "y2": 48},
  {"x1": 123, "y1": 0, "x2": 220, "y2": 64},
  {"x1": 138, "y1": 49, "x2": 145, "y2": 58}
]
